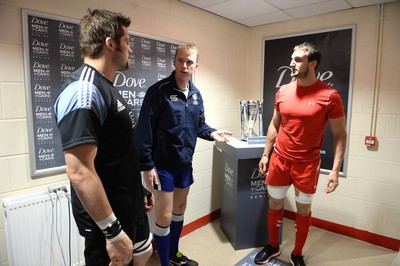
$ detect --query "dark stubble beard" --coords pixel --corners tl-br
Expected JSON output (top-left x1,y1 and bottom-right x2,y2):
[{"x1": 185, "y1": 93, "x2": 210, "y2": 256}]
[
  {"x1": 115, "y1": 44, "x2": 130, "y2": 71},
  {"x1": 291, "y1": 67, "x2": 309, "y2": 79},
  {"x1": 119, "y1": 61, "x2": 129, "y2": 71}
]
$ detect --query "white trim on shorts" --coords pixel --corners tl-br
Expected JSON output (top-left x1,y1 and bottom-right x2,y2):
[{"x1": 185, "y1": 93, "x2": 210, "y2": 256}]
[{"x1": 133, "y1": 232, "x2": 153, "y2": 256}]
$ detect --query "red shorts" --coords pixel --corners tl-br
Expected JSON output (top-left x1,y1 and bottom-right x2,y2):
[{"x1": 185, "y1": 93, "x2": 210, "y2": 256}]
[{"x1": 265, "y1": 152, "x2": 321, "y2": 194}]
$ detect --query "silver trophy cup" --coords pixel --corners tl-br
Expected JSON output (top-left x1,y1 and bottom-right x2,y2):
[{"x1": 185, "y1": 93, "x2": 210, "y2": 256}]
[
  {"x1": 240, "y1": 100, "x2": 247, "y2": 140},
  {"x1": 240, "y1": 100, "x2": 260, "y2": 140},
  {"x1": 257, "y1": 100, "x2": 264, "y2": 136}
]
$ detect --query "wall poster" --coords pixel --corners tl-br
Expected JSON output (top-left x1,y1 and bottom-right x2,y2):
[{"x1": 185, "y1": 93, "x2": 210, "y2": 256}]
[
  {"x1": 22, "y1": 9, "x2": 180, "y2": 177},
  {"x1": 262, "y1": 27, "x2": 354, "y2": 175}
]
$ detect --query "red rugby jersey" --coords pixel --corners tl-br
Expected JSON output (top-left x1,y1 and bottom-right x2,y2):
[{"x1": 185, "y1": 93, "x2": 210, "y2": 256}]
[{"x1": 274, "y1": 80, "x2": 345, "y2": 162}]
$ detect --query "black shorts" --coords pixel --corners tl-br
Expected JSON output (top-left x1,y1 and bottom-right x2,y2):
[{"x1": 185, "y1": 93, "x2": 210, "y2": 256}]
[{"x1": 84, "y1": 213, "x2": 151, "y2": 266}]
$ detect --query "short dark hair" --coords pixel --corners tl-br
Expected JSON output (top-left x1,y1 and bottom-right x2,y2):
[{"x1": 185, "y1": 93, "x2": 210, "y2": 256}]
[
  {"x1": 294, "y1": 42, "x2": 321, "y2": 69},
  {"x1": 79, "y1": 9, "x2": 131, "y2": 58}
]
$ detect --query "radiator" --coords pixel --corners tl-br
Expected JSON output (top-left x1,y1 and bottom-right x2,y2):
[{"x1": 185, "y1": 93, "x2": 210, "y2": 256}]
[{"x1": 3, "y1": 190, "x2": 85, "y2": 266}]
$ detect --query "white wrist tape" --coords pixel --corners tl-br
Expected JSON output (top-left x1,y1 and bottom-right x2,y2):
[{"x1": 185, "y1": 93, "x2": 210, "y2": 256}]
[
  {"x1": 96, "y1": 213, "x2": 117, "y2": 230},
  {"x1": 106, "y1": 229, "x2": 127, "y2": 244}
]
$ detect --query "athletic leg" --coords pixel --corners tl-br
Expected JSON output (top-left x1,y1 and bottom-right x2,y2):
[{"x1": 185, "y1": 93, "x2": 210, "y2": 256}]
[
  {"x1": 267, "y1": 185, "x2": 289, "y2": 247},
  {"x1": 169, "y1": 187, "x2": 189, "y2": 258},
  {"x1": 291, "y1": 158, "x2": 319, "y2": 258},
  {"x1": 293, "y1": 188, "x2": 313, "y2": 256},
  {"x1": 254, "y1": 185, "x2": 289, "y2": 264},
  {"x1": 153, "y1": 190, "x2": 174, "y2": 266},
  {"x1": 133, "y1": 214, "x2": 153, "y2": 266}
]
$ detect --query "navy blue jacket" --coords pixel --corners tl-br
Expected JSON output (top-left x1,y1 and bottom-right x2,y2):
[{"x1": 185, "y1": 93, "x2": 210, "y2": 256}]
[{"x1": 137, "y1": 71, "x2": 216, "y2": 171}]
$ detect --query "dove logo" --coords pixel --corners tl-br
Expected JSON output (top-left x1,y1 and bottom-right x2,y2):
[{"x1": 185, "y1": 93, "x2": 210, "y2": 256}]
[{"x1": 113, "y1": 71, "x2": 146, "y2": 88}]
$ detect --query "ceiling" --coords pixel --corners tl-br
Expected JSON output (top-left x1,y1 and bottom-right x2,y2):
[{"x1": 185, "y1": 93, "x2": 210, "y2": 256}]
[{"x1": 179, "y1": 0, "x2": 398, "y2": 27}]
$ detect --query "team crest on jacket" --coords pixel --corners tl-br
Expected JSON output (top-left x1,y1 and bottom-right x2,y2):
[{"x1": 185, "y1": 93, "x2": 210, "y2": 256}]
[
  {"x1": 193, "y1": 93, "x2": 198, "y2": 105},
  {"x1": 170, "y1": 95, "x2": 179, "y2": 101}
]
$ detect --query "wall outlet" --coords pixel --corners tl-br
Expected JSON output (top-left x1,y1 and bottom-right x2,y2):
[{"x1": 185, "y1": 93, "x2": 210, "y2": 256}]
[{"x1": 48, "y1": 184, "x2": 67, "y2": 193}]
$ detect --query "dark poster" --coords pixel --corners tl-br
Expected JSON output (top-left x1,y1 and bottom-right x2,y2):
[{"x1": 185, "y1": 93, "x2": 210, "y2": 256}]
[
  {"x1": 22, "y1": 9, "x2": 179, "y2": 177},
  {"x1": 23, "y1": 11, "x2": 82, "y2": 177},
  {"x1": 262, "y1": 27, "x2": 354, "y2": 174},
  {"x1": 114, "y1": 34, "x2": 178, "y2": 123}
]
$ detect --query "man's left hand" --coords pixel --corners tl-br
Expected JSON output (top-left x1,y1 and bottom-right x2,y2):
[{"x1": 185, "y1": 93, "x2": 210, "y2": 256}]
[
  {"x1": 325, "y1": 172, "x2": 339, "y2": 193},
  {"x1": 211, "y1": 130, "x2": 233, "y2": 143}
]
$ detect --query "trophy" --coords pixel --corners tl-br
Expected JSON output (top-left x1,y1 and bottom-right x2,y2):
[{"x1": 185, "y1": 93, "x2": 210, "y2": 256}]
[
  {"x1": 246, "y1": 100, "x2": 258, "y2": 138},
  {"x1": 240, "y1": 100, "x2": 247, "y2": 140},
  {"x1": 240, "y1": 100, "x2": 263, "y2": 140},
  {"x1": 258, "y1": 100, "x2": 264, "y2": 136}
]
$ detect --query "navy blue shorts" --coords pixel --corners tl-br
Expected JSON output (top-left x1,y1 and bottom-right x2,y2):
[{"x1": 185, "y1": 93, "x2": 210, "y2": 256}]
[{"x1": 156, "y1": 167, "x2": 193, "y2": 192}]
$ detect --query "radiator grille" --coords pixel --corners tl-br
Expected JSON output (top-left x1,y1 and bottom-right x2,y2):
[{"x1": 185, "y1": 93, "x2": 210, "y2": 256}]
[{"x1": 3, "y1": 191, "x2": 85, "y2": 266}]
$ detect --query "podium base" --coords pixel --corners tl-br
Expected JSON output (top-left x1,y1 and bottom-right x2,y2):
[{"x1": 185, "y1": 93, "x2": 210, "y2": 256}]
[{"x1": 247, "y1": 136, "x2": 266, "y2": 145}]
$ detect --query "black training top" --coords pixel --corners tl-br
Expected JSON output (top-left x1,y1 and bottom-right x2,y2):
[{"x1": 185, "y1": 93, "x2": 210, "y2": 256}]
[{"x1": 54, "y1": 64, "x2": 145, "y2": 238}]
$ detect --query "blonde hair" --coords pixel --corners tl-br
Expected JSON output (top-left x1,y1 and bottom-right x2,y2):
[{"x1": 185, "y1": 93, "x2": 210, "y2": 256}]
[{"x1": 174, "y1": 43, "x2": 199, "y2": 62}]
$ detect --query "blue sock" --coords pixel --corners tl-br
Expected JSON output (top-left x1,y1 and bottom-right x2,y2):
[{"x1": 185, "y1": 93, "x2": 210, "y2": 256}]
[
  {"x1": 169, "y1": 213, "x2": 184, "y2": 258},
  {"x1": 153, "y1": 223, "x2": 171, "y2": 266}
]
